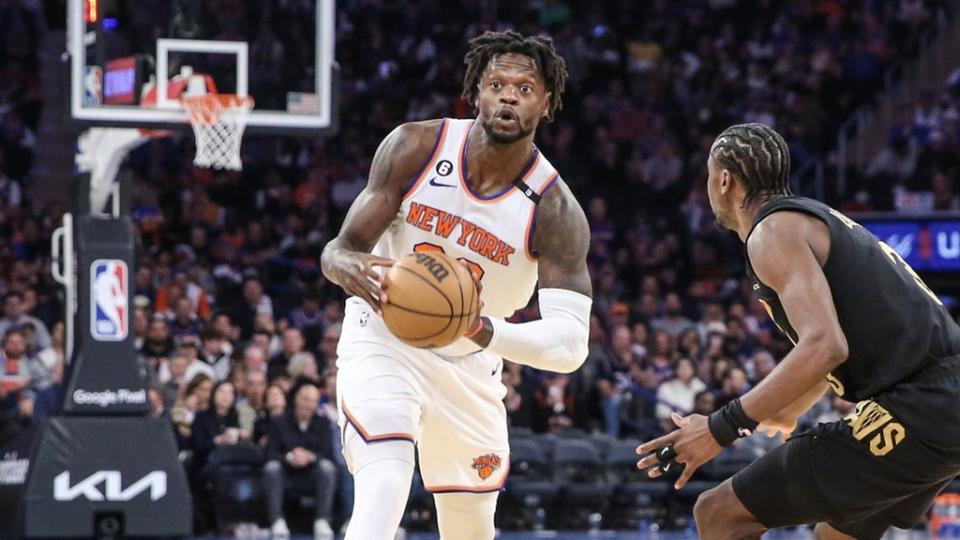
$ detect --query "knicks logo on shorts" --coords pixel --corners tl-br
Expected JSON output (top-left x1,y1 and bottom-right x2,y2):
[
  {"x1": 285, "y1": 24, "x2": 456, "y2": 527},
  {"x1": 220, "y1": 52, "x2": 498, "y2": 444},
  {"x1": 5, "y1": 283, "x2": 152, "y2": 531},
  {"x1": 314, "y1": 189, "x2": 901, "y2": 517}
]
[{"x1": 471, "y1": 454, "x2": 502, "y2": 480}]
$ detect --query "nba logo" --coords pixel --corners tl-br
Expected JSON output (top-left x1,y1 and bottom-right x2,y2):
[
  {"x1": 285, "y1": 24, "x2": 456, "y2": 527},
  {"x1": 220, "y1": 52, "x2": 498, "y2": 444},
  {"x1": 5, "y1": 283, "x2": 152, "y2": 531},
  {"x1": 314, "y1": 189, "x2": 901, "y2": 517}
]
[{"x1": 91, "y1": 260, "x2": 128, "y2": 341}]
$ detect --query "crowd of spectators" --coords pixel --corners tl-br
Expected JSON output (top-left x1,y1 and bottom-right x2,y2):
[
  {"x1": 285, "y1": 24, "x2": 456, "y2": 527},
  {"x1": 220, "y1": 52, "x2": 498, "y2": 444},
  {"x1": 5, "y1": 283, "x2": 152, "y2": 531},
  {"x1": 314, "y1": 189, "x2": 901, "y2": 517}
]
[
  {"x1": 2, "y1": 0, "x2": 960, "y2": 533},
  {"x1": 855, "y1": 63, "x2": 960, "y2": 212}
]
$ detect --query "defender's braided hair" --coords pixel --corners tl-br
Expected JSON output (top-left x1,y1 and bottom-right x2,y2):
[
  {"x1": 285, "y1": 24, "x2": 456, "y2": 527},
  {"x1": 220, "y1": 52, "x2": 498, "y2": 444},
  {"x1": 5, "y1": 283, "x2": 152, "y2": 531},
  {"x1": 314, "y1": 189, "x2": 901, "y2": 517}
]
[
  {"x1": 711, "y1": 123, "x2": 793, "y2": 206},
  {"x1": 462, "y1": 30, "x2": 567, "y2": 122}
]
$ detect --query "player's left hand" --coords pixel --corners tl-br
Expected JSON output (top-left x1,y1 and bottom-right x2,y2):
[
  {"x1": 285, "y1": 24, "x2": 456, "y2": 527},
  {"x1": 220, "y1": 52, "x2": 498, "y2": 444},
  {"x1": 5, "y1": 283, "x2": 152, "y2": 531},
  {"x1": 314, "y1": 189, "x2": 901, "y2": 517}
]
[{"x1": 635, "y1": 412, "x2": 722, "y2": 490}]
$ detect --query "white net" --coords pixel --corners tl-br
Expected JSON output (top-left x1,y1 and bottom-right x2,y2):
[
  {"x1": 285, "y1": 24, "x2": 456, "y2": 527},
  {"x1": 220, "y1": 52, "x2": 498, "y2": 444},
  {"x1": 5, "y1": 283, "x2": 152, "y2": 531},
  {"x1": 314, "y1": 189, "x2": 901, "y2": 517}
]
[{"x1": 181, "y1": 95, "x2": 254, "y2": 170}]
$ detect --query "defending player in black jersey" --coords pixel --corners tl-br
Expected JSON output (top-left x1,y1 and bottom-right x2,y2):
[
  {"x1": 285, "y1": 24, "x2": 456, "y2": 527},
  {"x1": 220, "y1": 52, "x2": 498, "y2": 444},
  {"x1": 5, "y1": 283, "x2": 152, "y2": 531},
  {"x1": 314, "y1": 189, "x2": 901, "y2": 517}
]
[{"x1": 636, "y1": 123, "x2": 960, "y2": 539}]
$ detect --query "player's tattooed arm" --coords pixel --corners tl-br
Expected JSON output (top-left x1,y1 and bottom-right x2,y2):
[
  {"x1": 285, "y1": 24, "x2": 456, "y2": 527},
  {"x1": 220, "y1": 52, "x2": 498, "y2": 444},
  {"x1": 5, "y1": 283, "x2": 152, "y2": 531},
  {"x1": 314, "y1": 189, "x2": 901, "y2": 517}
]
[
  {"x1": 468, "y1": 179, "x2": 591, "y2": 348},
  {"x1": 321, "y1": 120, "x2": 443, "y2": 311},
  {"x1": 533, "y1": 179, "x2": 593, "y2": 297},
  {"x1": 740, "y1": 212, "x2": 848, "y2": 424}
]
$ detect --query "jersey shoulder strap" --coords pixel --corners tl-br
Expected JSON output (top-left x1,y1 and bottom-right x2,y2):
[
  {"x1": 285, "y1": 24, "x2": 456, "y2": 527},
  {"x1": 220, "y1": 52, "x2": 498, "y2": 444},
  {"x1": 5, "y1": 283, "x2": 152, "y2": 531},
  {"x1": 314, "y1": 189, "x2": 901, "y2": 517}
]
[
  {"x1": 513, "y1": 150, "x2": 559, "y2": 205},
  {"x1": 747, "y1": 196, "x2": 834, "y2": 240}
]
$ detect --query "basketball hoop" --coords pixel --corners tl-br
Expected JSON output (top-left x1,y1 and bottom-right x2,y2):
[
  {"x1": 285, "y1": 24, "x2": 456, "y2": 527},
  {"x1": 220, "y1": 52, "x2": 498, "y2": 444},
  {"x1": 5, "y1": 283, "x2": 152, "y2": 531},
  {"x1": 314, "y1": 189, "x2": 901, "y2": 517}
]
[{"x1": 181, "y1": 94, "x2": 253, "y2": 170}]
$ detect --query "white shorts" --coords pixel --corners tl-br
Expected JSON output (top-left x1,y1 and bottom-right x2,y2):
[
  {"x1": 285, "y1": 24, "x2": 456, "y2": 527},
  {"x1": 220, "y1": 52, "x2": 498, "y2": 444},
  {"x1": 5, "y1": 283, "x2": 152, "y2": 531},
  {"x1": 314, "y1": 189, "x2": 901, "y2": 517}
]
[{"x1": 336, "y1": 297, "x2": 510, "y2": 493}]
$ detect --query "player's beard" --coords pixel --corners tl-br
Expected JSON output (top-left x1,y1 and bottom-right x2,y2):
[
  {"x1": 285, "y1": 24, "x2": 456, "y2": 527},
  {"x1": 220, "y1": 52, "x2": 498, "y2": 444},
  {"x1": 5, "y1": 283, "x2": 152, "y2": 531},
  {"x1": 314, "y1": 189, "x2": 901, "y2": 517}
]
[
  {"x1": 481, "y1": 117, "x2": 533, "y2": 145},
  {"x1": 714, "y1": 212, "x2": 739, "y2": 232}
]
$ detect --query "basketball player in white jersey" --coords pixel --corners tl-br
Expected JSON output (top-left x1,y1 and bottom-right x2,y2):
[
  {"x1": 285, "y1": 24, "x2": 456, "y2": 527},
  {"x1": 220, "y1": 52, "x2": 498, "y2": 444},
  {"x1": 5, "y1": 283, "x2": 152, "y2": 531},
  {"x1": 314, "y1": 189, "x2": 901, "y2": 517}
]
[{"x1": 320, "y1": 31, "x2": 592, "y2": 540}]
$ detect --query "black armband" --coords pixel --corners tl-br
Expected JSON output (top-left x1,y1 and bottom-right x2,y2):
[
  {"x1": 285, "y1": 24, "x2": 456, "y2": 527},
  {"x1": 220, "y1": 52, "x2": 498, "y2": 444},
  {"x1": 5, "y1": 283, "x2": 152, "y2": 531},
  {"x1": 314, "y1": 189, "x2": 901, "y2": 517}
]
[{"x1": 707, "y1": 398, "x2": 759, "y2": 447}]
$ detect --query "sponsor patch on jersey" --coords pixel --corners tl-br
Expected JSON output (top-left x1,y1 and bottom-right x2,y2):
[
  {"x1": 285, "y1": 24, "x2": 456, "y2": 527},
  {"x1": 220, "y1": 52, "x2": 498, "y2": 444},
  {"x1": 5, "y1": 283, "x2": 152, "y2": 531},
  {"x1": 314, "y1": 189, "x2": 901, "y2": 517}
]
[
  {"x1": 436, "y1": 159, "x2": 453, "y2": 176},
  {"x1": 91, "y1": 259, "x2": 128, "y2": 341}
]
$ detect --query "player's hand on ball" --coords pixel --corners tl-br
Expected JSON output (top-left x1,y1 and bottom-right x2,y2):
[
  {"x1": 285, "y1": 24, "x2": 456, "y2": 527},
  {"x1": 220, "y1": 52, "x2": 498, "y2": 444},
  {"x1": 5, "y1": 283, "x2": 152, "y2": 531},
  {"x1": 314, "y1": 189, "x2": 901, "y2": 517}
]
[
  {"x1": 635, "y1": 412, "x2": 722, "y2": 490},
  {"x1": 329, "y1": 251, "x2": 394, "y2": 313}
]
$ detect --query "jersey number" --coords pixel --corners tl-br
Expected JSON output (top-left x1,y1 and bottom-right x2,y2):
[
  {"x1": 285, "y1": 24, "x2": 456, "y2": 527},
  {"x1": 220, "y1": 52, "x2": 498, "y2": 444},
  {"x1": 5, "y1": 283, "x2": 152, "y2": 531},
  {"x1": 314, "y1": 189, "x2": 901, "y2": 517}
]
[
  {"x1": 831, "y1": 209, "x2": 942, "y2": 306},
  {"x1": 413, "y1": 242, "x2": 485, "y2": 281},
  {"x1": 878, "y1": 241, "x2": 942, "y2": 305}
]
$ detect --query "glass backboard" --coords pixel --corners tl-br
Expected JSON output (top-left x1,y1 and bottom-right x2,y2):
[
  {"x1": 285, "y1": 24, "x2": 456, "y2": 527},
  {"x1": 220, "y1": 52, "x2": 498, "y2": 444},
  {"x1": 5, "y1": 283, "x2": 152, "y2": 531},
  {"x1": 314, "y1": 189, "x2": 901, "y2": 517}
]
[{"x1": 67, "y1": 0, "x2": 337, "y2": 134}]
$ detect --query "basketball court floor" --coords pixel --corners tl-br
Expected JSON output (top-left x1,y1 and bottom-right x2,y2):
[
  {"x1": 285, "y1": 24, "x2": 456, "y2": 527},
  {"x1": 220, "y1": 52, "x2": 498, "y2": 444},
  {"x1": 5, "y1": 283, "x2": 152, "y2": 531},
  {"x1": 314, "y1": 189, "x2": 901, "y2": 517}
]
[{"x1": 186, "y1": 527, "x2": 928, "y2": 539}]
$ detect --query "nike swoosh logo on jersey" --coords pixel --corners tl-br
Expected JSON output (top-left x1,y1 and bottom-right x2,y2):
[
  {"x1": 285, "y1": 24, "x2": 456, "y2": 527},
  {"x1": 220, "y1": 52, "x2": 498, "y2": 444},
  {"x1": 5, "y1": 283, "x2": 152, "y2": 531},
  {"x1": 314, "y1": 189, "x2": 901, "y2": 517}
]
[{"x1": 429, "y1": 177, "x2": 456, "y2": 188}]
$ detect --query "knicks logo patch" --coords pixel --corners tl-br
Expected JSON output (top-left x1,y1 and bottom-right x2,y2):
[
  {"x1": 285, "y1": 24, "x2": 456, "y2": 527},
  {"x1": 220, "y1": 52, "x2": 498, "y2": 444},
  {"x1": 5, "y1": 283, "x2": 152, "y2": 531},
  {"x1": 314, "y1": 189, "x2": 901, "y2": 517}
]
[{"x1": 471, "y1": 454, "x2": 502, "y2": 480}]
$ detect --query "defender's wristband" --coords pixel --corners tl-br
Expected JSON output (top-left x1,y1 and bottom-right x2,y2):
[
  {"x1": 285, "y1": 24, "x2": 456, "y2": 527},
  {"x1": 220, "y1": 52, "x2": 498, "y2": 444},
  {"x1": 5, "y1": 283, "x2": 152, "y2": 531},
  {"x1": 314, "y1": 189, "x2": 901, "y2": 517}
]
[{"x1": 707, "y1": 398, "x2": 759, "y2": 447}]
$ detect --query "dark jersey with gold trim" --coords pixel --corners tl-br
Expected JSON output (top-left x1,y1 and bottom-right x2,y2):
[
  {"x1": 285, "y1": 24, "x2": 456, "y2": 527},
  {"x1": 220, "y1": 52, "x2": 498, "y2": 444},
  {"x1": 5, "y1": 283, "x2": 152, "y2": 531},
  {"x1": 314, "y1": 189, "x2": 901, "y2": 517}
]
[{"x1": 744, "y1": 196, "x2": 960, "y2": 401}]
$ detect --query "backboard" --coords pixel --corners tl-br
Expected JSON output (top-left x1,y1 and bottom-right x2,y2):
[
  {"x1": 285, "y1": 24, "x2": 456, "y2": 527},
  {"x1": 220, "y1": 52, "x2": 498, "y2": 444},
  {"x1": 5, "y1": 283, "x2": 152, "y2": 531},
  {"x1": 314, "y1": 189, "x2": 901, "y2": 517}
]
[{"x1": 67, "y1": 0, "x2": 337, "y2": 134}]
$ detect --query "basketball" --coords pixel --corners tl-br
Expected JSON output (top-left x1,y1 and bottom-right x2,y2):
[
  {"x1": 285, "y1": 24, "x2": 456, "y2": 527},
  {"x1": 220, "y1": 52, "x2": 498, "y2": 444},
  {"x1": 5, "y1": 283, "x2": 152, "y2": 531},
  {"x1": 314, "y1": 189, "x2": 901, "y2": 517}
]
[{"x1": 381, "y1": 251, "x2": 479, "y2": 348}]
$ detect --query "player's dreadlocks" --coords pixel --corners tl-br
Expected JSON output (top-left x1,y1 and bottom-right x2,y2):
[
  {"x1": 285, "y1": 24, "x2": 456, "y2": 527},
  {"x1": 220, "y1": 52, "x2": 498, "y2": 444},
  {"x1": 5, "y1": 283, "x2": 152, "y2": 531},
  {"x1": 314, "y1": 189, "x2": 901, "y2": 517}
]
[
  {"x1": 462, "y1": 30, "x2": 567, "y2": 122},
  {"x1": 711, "y1": 123, "x2": 793, "y2": 207}
]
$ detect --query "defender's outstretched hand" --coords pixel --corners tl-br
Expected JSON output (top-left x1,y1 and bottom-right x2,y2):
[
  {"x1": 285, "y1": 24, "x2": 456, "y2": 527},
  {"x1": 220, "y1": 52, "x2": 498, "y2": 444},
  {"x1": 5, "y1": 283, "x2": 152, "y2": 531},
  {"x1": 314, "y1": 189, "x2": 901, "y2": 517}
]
[{"x1": 635, "y1": 412, "x2": 723, "y2": 490}]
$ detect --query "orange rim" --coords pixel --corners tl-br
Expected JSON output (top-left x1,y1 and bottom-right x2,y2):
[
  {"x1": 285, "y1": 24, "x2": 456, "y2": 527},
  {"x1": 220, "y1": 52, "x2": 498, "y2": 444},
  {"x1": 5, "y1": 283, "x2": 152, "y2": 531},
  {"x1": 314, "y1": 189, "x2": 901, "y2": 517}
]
[{"x1": 181, "y1": 94, "x2": 254, "y2": 125}]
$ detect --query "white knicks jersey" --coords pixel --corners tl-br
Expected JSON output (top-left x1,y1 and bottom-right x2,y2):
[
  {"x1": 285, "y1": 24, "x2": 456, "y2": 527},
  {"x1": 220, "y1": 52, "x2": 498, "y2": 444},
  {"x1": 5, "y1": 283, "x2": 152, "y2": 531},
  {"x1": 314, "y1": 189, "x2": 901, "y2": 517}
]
[{"x1": 371, "y1": 118, "x2": 560, "y2": 356}]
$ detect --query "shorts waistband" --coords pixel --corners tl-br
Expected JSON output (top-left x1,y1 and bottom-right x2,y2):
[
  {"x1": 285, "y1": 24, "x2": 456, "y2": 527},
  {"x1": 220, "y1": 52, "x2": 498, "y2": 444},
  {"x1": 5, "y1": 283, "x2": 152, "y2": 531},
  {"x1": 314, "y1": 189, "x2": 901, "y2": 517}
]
[{"x1": 907, "y1": 353, "x2": 960, "y2": 384}]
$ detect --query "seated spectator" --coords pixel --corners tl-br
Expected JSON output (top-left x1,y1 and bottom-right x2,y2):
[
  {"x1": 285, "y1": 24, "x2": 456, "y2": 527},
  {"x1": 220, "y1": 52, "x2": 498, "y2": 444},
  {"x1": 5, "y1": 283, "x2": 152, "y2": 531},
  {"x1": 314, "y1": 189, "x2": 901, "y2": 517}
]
[
  {"x1": 0, "y1": 292, "x2": 51, "y2": 351},
  {"x1": 232, "y1": 277, "x2": 274, "y2": 340},
  {"x1": 677, "y1": 327, "x2": 702, "y2": 360},
  {"x1": 141, "y1": 315, "x2": 176, "y2": 358},
  {"x1": 709, "y1": 357, "x2": 733, "y2": 389},
  {"x1": 646, "y1": 330, "x2": 676, "y2": 383},
  {"x1": 198, "y1": 328, "x2": 232, "y2": 382},
  {"x1": 630, "y1": 321, "x2": 649, "y2": 358},
  {"x1": 864, "y1": 135, "x2": 917, "y2": 209},
  {"x1": 316, "y1": 323, "x2": 341, "y2": 372},
  {"x1": 36, "y1": 321, "x2": 65, "y2": 383},
  {"x1": 253, "y1": 318, "x2": 281, "y2": 357},
  {"x1": 190, "y1": 380, "x2": 244, "y2": 479},
  {"x1": 655, "y1": 358, "x2": 707, "y2": 431},
  {"x1": 502, "y1": 361, "x2": 533, "y2": 428},
  {"x1": 591, "y1": 324, "x2": 635, "y2": 436},
  {"x1": 692, "y1": 390, "x2": 717, "y2": 416},
  {"x1": 264, "y1": 380, "x2": 336, "y2": 539},
  {"x1": 228, "y1": 363, "x2": 246, "y2": 394},
  {"x1": 160, "y1": 351, "x2": 190, "y2": 409},
  {"x1": 255, "y1": 383, "x2": 287, "y2": 446},
  {"x1": 650, "y1": 292, "x2": 695, "y2": 338},
  {"x1": 288, "y1": 351, "x2": 320, "y2": 382},
  {"x1": 270, "y1": 372, "x2": 294, "y2": 394},
  {"x1": 237, "y1": 369, "x2": 267, "y2": 437},
  {"x1": 22, "y1": 328, "x2": 58, "y2": 422},
  {"x1": 161, "y1": 341, "x2": 214, "y2": 384},
  {"x1": 531, "y1": 373, "x2": 575, "y2": 433},
  {"x1": 174, "y1": 269, "x2": 212, "y2": 319},
  {"x1": 715, "y1": 366, "x2": 750, "y2": 409},
  {"x1": 168, "y1": 297, "x2": 202, "y2": 339},
  {"x1": 171, "y1": 373, "x2": 213, "y2": 447},
  {"x1": 0, "y1": 329, "x2": 32, "y2": 414},
  {"x1": 748, "y1": 350, "x2": 777, "y2": 383},
  {"x1": 211, "y1": 313, "x2": 238, "y2": 356},
  {"x1": 249, "y1": 330, "x2": 272, "y2": 361},
  {"x1": 619, "y1": 364, "x2": 660, "y2": 439},
  {"x1": 320, "y1": 300, "x2": 343, "y2": 328},
  {"x1": 242, "y1": 344, "x2": 268, "y2": 375},
  {"x1": 288, "y1": 291, "x2": 325, "y2": 351},
  {"x1": 269, "y1": 327, "x2": 306, "y2": 380}
]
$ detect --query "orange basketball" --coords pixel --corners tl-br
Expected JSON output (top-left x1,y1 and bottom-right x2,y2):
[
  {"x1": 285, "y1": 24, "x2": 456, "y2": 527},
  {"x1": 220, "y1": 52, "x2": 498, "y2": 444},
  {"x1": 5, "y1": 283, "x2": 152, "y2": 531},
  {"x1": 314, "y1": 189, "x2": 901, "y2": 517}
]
[{"x1": 381, "y1": 251, "x2": 479, "y2": 348}]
